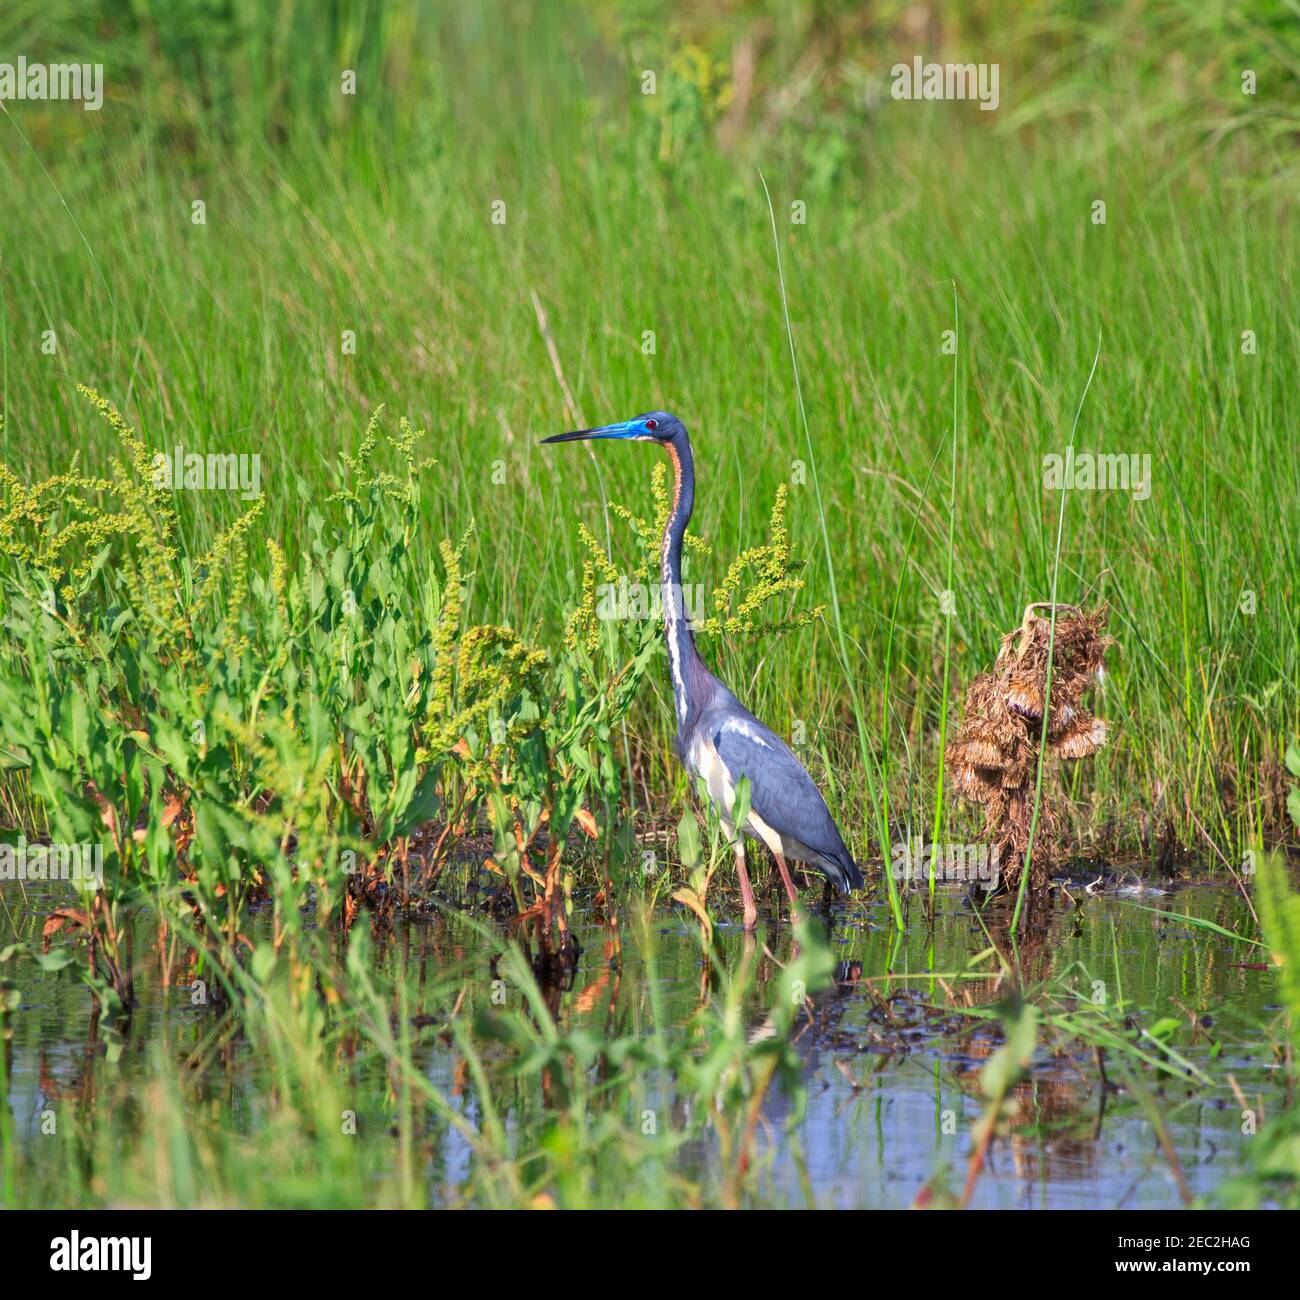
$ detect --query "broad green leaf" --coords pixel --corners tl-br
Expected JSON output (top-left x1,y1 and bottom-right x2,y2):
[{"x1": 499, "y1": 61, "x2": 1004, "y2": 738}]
[
  {"x1": 33, "y1": 949, "x2": 76, "y2": 972},
  {"x1": 1148, "y1": 1017, "x2": 1182, "y2": 1041},
  {"x1": 676, "y1": 809, "x2": 702, "y2": 871},
  {"x1": 392, "y1": 768, "x2": 441, "y2": 838}
]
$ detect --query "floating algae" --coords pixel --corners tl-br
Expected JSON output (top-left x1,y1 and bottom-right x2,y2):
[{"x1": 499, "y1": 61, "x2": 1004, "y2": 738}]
[{"x1": 947, "y1": 604, "x2": 1113, "y2": 900}]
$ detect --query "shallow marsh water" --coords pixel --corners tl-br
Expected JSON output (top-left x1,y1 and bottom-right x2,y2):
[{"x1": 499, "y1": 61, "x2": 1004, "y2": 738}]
[{"x1": 1, "y1": 874, "x2": 1283, "y2": 1209}]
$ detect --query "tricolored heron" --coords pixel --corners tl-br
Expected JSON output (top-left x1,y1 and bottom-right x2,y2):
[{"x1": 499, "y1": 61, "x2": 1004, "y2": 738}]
[{"x1": 542, "y1": 410, "x2": 863, "y2": 928}]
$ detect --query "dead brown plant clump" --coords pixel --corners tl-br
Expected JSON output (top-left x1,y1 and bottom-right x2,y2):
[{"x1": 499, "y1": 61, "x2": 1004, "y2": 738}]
[{"x1": 947, "y1": 604, "x2": 1114, "y2": 901}]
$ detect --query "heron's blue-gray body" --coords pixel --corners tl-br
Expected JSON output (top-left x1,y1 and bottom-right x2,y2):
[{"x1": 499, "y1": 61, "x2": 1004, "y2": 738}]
[{"x1": 542, "y1": 409, "x2": 863, "y2": 920}]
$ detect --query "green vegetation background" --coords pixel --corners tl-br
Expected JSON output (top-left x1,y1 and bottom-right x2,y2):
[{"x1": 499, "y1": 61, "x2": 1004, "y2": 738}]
[
  {"x1": 1, "y1": 0, "x2": 1296, "y2": 857},
  {"x1": 1, "y1": 0, "x2": 1299, "y2": 1214}
]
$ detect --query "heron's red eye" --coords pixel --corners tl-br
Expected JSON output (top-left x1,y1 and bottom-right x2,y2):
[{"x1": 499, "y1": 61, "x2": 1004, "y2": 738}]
[{"x1": 645, "y1": 419, "x2": 658, "y2": 431}]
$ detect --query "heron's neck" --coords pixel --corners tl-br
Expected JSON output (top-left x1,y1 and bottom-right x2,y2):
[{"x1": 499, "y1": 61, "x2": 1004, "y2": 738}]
[{"x1": 660, "y1": 436, "x2": 705, "y2": 729}]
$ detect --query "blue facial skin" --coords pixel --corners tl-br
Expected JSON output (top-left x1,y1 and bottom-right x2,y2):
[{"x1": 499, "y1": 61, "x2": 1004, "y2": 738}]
[{"x1": 540, "y1": 411, "x2": 684, "y2": 445}]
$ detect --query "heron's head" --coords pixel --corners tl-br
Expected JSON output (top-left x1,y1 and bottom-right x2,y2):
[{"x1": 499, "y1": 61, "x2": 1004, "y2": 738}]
[{"x1": 541, "y1": 410, "x2": 686, "y2": 447}]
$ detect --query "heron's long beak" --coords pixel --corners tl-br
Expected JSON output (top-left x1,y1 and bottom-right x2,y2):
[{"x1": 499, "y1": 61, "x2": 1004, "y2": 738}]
[{"x1": 541, "y1": 421, "x2": 635, "y2": 444}]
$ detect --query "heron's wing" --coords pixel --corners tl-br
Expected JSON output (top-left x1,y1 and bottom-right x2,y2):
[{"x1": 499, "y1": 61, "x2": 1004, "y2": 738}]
[{"x1": 710, "y1": 714, "x2": 856, "y2": 883}]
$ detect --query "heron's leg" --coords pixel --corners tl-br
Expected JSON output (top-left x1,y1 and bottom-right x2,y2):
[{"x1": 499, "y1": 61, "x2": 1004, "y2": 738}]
[
  {"x1": 733, "y1": 841, "x2": 758, "y2": 930},
  {"x1": 774, "y1": 852, "x2": 803, "y2": 923}
]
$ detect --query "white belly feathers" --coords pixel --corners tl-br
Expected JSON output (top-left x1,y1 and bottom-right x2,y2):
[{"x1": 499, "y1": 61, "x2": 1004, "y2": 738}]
[{"x1": 687, "y1": 732, "x2": 817, "y2": 865}]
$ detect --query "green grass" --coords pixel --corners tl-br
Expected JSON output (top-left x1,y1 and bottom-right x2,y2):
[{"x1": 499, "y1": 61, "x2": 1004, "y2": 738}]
[{"x1": 2, "y1": 3, "x2": 1294, "y2": 867}]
